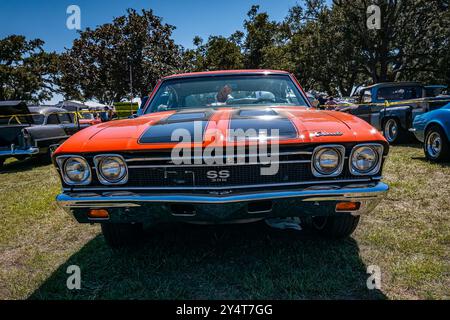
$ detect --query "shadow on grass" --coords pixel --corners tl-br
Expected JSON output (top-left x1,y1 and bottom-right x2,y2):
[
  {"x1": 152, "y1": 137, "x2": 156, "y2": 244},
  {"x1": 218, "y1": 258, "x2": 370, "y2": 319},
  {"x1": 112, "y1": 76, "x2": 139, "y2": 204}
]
[
  {"x1": 0, "y1": 157, "x2": 50, "y2": 174},
  {"x1": 410, "y1": 155, "x2": 450, "y2": 168},
  {"x1": 30, "y1": 222, "x2": 386, "y2": 300}
]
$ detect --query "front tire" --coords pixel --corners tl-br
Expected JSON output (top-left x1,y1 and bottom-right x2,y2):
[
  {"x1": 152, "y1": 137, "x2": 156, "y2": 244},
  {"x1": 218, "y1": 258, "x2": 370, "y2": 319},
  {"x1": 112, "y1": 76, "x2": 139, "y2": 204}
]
[
  {"x1": 311, "y1": 214, "x2": 360, "y2": 238},
  {"x1": 424, "y1": 126, "x2": 449, "y2": 162},
  {"x1": 101, "y1": 223, "x2": 144, "y2": 248}
]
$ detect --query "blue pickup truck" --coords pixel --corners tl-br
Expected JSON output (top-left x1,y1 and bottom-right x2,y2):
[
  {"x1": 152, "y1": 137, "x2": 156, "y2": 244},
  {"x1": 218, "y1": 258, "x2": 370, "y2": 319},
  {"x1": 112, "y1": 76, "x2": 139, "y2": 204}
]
[{"x1": 346, "y1": 82, "x2": 448, "y2": 144}]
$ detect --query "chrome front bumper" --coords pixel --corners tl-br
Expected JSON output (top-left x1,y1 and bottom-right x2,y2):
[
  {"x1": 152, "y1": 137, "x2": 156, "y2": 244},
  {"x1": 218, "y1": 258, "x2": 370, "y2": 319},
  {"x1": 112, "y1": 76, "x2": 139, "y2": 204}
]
[
  {"x1": 0, "y1": 146, "x2": 39, "y2": 158},
  {"x1": 57, "y1": 182, "x2": 389, "y2": 224}
]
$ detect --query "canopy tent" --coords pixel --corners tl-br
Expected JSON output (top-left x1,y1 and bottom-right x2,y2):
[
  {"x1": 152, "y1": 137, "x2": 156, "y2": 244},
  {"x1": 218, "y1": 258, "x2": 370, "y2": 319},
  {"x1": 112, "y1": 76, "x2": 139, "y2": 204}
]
[{"x1": 56, "y1": 100, "x2": 113, "y2": 112}]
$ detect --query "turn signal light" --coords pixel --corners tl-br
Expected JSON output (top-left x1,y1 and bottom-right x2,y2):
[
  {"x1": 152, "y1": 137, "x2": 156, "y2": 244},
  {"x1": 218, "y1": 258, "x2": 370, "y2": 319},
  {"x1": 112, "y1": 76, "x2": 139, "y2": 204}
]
[
  {"x1": 336, "y1": 202, "x2": 361, "y2": 212},
  {"x1": 88, "y1": 209, "x2": 109, "y2": 219}
]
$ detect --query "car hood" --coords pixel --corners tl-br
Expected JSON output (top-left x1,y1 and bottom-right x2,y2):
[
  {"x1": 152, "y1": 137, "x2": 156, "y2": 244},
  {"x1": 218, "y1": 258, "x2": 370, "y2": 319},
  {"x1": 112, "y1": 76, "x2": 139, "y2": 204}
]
[{"x1": 55, "y1": 106, "x2": 385, "y2": 154}]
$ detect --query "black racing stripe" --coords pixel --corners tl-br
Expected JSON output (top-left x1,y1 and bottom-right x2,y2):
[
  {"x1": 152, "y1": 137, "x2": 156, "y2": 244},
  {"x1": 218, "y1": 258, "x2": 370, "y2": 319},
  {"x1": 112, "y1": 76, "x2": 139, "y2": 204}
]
[
  {"x1": 139, "y1": 110, "x2": 214, "y2": 144},
  {"x1": 228, "y1": 108, "x2": 298, "y2": 140}
]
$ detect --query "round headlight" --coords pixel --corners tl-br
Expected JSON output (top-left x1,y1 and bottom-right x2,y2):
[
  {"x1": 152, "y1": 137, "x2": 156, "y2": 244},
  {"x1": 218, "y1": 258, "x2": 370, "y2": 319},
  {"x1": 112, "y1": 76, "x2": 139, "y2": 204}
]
[
  {"x1": 64, "y1": 157, "x2": 91, "y2": 185},
  {"x1": 351, "y1": 146, "x2": 379, "y2": 174},
  {"x1": 313, "y1": 148, "x2": 342, "y2": 175},
  {"x1": 98, "y1": 156, "x2": 127, "y2": 183}
]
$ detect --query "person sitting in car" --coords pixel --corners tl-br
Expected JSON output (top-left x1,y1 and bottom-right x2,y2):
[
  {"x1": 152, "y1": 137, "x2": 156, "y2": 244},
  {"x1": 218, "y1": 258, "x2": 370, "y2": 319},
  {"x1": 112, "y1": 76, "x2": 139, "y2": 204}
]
[{"x1": 216, "y1": 85, "x2": 233, "y2": 104}]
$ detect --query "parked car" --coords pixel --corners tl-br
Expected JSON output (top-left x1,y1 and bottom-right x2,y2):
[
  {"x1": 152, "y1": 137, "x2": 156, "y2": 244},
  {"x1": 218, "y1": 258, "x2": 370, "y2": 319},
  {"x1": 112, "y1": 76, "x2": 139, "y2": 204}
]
[
  {"x1": 347, "y1": 82, "x2": 449, "y2": 144},
  {"x1": 0, "y1": 101, "x2": 89, "y2": 166},
  {"x1": 411, "y1": 103, "x2": 450, "y2": 162},
  {"x1": 78, "y1": 111, "x2": 102, "y2": 126},
  {"x1": 53, "y1": 70, "x2": 389, "y2": 247}
]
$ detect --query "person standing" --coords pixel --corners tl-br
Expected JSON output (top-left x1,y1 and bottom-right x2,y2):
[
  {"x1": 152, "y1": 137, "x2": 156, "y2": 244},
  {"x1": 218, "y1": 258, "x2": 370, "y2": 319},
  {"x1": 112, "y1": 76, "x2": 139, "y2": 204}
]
[{"x1": 325, "y1": 96, "x2": 337, "y2": 109}]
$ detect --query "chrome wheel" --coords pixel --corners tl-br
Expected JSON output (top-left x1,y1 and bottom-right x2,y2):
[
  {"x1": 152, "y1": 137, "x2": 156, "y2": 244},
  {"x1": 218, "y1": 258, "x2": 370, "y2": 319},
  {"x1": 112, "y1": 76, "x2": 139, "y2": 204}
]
[
  {"x1": 384, "y1": 119, "x2": 398, "y2": 143},
  {"x1": 426, "y1": 131, "x2": 442, "y2": 159}
]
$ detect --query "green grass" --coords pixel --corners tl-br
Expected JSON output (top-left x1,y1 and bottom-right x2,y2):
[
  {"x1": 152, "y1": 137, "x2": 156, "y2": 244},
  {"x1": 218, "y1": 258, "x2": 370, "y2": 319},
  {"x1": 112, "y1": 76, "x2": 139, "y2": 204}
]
[{"x1": 0, "y1": 145, "x2": 449, "y2": 300}]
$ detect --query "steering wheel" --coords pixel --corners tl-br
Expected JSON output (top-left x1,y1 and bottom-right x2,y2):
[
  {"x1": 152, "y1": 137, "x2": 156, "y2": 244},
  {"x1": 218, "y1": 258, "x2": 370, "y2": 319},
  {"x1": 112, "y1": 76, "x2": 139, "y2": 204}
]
[{"x1": 252, "y1": 97, "x2": 276, "y2": 104}]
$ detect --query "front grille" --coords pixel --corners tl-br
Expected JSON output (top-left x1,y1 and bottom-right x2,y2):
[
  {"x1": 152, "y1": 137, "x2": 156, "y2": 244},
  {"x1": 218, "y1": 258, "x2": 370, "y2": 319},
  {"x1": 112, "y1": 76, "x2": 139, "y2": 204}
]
[{"x1": 125, "y1": 163, "x2": 356, "y2": 188}]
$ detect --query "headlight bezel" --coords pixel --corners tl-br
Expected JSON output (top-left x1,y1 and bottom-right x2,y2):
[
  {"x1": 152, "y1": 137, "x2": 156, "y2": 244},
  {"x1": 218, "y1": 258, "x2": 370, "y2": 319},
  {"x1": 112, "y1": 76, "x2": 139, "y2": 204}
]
[
  {"x1": 311, "y1": 145, "x2": 345, "y2": 177},
  {"x1": 349, "y1": 143, "x2": 384, "y2": 176},
  {"x1": 94, "y1": 154, "x2": 128, "y2": 185},
  {"x1": 56, "y1": 155, "x2": 92, "y2": 186}
]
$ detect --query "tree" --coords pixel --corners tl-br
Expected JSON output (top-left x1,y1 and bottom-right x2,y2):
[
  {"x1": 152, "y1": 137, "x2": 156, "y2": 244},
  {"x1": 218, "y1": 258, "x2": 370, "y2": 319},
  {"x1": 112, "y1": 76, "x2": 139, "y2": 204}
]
[
  {"x1": 336, "y1": 0, "x2": 449, "y2": 84},
  {"x1": 242, "y1": 5, "x2": 280, "y2": 69},
  {"x1": 184, "y1": 35, "x2": 244, "y2": 71},
  {"x1": 58, "y1": 9, "x2": 184, "y2": 103},
  {"x1": 0, "y1": 35, "x2": 58, "y2": 102},
  {"x1": 288, "y1": 2, "x2": 366, "y2": 95}
]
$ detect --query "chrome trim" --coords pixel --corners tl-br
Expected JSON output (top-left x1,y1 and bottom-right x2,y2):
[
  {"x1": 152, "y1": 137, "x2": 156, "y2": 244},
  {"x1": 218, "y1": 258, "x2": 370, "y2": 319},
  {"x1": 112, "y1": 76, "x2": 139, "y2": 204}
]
[
  {"x1": 125, "y1": 151, "x2": 313, "y2": 163},
  {"x1": 128, "y1": 159, "x2": 311, "y2": 169},
  {"x1": 70, "y1": 178, "x2": 376, "y2": 192},
  {"x1": 349, "y1": 143, "x2": 384, "y2": 176},
  {"x1": 311, "y1": 145, "x2": 346, "y2": 178},
  {"x1": 34, "y1": 135, "x2": 70, "y2": 142},
  {"x1": 68, "y1": 202, "x2": 141, "y2": 208},
  {"x1": 0, "y1": 146, "x2": 39, "y2": 157},
  {"x1": 57, "y1": 182, "x2": 389, "y2": 207},
  {"x1": 93, "y1": 154, "x2": 129, "y2": 185},
  {"x1": 56, "y1": 155, "x2": 92, "y2": 186}
]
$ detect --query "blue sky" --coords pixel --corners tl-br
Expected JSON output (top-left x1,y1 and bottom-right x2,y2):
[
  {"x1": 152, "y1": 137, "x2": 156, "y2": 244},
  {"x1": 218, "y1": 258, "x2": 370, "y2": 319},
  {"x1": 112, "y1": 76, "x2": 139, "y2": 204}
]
[{"x1": 0, "y1": 0, "x2": 302, "y2": 52}]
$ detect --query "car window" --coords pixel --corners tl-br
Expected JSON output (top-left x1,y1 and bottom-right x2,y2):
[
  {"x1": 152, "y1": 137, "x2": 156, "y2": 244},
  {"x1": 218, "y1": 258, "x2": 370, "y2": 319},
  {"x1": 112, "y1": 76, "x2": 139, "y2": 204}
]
[
  {"x1": 361, "y1": 90, "x2": 372, "y2": 103},
  {"x1": 58, "y1": 113, "x2": 72, "y2": 124},
  {"x1": 147, "y1": 74, "x2": 308, "y2": 113},
  {"x1": 46, "y1": 114, "x2": 59, "y2": 125},
  {"x1": 31, "y1": 114, "x2": 45, "y2": 125},
  {"x1": 377, "y1": 87, "x2": 422, "y2": 101}
]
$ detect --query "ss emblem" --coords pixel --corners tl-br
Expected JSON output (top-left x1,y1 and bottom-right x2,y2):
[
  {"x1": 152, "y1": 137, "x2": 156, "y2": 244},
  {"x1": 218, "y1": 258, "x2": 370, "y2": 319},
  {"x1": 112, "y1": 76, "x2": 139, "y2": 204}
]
[{"x1": 207, "y1": 170, "x2": 230, "y2": 181}]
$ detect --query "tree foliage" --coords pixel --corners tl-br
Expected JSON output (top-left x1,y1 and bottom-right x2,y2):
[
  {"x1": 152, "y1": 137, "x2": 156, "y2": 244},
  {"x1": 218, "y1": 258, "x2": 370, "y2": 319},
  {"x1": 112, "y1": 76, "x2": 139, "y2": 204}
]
[
  {"x1": 184, "y1": 35, "x2": 244, "y2": 71},
  {"x1": 0, "y1": 35, "x2": 57, "y2": 102},
  {"x1": 58, "y1": 9, "x2": 184, "y2": 104}
]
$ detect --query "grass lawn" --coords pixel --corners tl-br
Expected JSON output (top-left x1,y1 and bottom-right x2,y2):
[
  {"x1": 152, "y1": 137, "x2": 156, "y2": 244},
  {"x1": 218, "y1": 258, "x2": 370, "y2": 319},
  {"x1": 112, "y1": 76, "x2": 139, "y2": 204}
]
[{"x1": 0, "y1": 145, "x2": 449, "y2": 300}]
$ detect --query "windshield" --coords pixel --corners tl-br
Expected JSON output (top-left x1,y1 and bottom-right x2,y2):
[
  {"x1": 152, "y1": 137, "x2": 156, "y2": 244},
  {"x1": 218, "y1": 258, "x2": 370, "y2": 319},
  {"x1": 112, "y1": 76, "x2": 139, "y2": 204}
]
[{"x1": 146, "y1": 74, "x2": 308, "y2": 113}]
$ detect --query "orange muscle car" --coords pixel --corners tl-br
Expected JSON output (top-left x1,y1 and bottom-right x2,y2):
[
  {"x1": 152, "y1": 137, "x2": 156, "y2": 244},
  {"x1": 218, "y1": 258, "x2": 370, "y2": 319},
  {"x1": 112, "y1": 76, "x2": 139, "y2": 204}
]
[{"x1": 53, "y1": 70, "x2": 389, "y2": 247}]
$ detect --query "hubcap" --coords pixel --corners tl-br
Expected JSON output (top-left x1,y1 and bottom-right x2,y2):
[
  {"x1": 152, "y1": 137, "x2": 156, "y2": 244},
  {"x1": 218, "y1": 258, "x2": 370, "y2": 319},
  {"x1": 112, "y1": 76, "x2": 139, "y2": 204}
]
[
  {"x1": 384, "y1": 119, "x2": 398, "y2": 142},
  {"x1": 426, "y1": 131, "x2": 442, "y2": 158}
]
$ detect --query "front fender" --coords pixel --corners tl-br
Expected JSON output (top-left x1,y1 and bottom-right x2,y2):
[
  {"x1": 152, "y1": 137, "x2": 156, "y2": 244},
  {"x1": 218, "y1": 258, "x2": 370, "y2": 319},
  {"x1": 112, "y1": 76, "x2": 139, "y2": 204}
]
[
  {"x1": 382, "y1": 106, "x2": 411, "y2": 130},
  {"x1": 424, "y1": 120, "x2": 450, "y2": 142}
]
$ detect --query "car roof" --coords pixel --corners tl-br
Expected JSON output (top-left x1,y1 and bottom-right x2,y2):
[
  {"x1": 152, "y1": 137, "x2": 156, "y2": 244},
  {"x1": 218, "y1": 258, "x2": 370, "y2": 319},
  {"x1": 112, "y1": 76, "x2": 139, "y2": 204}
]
[
  {"x1": 161, "y1": 69, "x2": 291, "y2": 80},
  {"x1": 28, "y1": 106, "x2": 67, "y2": 115},
  {"x1": 425, "y1": 85, "x2": 447, "y2": 89},
  {"x1": 361, "y1": 82, "x2": 423, "y2": 90}
]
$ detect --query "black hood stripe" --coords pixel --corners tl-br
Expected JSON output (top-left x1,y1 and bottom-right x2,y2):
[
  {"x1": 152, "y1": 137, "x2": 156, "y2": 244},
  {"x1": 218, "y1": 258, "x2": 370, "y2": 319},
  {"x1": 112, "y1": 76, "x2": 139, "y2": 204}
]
[
  {"x1": 228, "y1": 108, "x2": 298, "y2": 140},
  {"x1": 139, "y1": 110, "x2": 214, "y2": 144}
]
